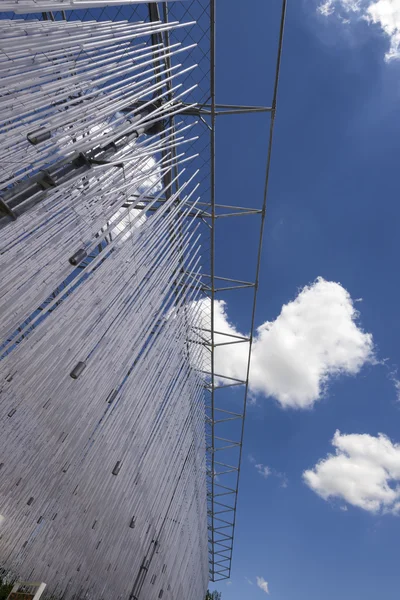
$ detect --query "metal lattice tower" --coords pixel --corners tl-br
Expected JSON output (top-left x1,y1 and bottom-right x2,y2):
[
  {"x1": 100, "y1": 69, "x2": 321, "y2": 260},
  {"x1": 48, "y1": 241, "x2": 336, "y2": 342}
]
[{"x1": 0, "y1": 0, "x2": 287, "y2": 592}]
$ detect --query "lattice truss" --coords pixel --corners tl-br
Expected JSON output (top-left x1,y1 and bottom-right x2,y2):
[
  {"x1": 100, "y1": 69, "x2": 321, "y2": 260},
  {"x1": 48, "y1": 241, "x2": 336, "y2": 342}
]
[{"x1": 0, "y1": 0, "x2": 287, "y2": 593}]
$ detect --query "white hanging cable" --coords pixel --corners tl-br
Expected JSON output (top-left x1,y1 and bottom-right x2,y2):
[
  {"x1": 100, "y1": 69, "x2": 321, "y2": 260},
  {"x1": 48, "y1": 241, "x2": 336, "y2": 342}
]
[{"x1": 1, "y1": 0, "x2": 186, "y2": 13}]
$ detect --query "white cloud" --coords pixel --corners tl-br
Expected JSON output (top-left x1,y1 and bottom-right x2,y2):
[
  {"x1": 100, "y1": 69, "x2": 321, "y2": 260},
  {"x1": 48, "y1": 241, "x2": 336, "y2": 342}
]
[
  {"x1": 277, "y1": 472, "x2": 289, "y2": 488},
  {"x1": 366, "y1": 0, "x2": 400, "y2": 59},
  {"x1": 341, "y1": 0, "x2": 363, "y2": 11},
  {"x1": 318, "y1": 0, "x2": 335, "y2": 15},
  {"x1": 109, "y1": 206, "x2": 146, "y2": 243},
  {"x1": 393, "y1": 378, "x2": 400, "y2": 401},
  {"x1": 137, "y1": 156, "x2": 163, "y2": 194},
  {"x1": 317, "y1": 0, "x2": 400, "y2": 60},
  {"x1": 256, "y1": 577, "x2": 270, "y2": 595},
  {"x1": 317, "y1": 0, "x2": 363, "y2": 15},
  {"x1": 304, "y1": 430, "x2": 400, "y2": 514},
  {"x1": 255, "y1": 463, "x2": 271, "y2": 479},
  {"x1": 198, "y1": 278, "x2": 374, "y2": 409},
  {"x1": 249, "y1": 456, "x2": 288, "y2": 486},
  {"x1": 387, "y1": 368, "x2": 400, "y2": 401}
]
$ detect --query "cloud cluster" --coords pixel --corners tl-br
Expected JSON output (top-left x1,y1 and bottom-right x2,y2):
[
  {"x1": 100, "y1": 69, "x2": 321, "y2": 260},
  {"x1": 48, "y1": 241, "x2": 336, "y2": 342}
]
[
  {"x1": 317, "y1": 0, "x2": 400, "y2": 60},
  {"x1": 255, "y1": 463, "x2": 271, "y2": 479},
  {"x1": 107, "y1": 156, "x2": 162, "y2": 243},
  {"x1": 202, "y1": 278, "x2": 374, "y2": 409},
  {"x1": 256, "y1": 577, "x2": 270, "y2": 594},
  {"x1": 110, "y1": 207, "x2": 146, "y2": 243},
  {"x1": 304, "y1": 430, "x2": 400, "y2": 513},
  {"x1": 249, "y1": 455, "x2": 288, "y2": 486}
]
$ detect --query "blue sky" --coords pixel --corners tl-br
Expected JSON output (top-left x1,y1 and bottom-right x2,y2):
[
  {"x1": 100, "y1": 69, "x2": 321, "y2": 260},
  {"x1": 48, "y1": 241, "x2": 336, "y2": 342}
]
[
  {"x1": 2, "y1": 1, "x2": 400, "y2": 597},
  {"x1": 211, "y1": 1, "x2": 400, "y2": 599}
]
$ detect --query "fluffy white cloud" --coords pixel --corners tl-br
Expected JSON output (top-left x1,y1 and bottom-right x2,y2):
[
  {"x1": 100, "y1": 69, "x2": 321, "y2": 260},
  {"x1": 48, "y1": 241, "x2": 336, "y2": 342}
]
[
  {"x1": 367, "y1": 0, "x2": 400, "y2": 59},
  {"x1": 317, "y1": 0, "x2": 400, "y2": 60},
  {"x1": 250, "y1": 277, "x2": 374, "y2": 407},
  {"x1": 199, "y1": 278, "x2": 374, "y2": 409},
  {"x1": 304, "y1": 430, "x2": 400, "y2": 514},
  {"x1": 256, "y1": 577, "x2": 270, "y2": 594}
]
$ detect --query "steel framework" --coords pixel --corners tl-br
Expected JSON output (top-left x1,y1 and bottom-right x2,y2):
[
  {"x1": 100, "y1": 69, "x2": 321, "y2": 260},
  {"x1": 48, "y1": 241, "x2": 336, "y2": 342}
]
[
  {"x1": 164, "y1": 0, "x2": 288, "y2": 582},
  {"x1": 0, "y1": 0, "x2": 287, "y2": 585}
]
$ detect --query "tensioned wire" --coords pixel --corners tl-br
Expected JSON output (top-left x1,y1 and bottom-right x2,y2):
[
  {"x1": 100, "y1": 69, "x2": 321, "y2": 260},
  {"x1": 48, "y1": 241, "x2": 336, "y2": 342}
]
[{"x1": 2, "y1": 0, "x2": 181, "y2": 11}]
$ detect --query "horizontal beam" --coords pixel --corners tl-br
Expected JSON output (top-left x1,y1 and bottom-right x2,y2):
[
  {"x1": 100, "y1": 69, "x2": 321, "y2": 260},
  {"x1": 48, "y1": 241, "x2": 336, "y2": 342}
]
[
  {"x1": 198, "y1": 369, "x2": 247, "y2": 384},
  {"x1": 180, "y1": 102, "x2": 272, "y2": 116}
]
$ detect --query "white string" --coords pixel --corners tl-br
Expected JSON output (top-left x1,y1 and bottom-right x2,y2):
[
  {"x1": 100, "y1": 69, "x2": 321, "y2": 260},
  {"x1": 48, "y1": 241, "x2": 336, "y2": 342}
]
[{"x1": 2, "y1": 1, "x2": 185, "y2": 13}]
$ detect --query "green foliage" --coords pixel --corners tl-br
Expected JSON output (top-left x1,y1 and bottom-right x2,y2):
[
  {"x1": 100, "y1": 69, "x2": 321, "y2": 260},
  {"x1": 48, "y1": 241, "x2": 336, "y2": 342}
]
[
  {"x1": 0, "y1": 579, "x2": 13, "y2": 600},
  {"x1": 205, "y1": 591, "x2": 222, "y2": 600}
]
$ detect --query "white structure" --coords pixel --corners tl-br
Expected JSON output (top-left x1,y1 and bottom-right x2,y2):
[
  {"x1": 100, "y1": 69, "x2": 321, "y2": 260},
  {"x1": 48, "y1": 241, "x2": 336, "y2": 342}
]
[
  {"x1": 7, "y1": 582, "x2": 47, "y2": 600},
  {"x1": 1, "y1": 0, "x2": 182, "y2": 12},
  {"x1": 0, "y1": 15, "x2": 208, "y2": 600}
]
